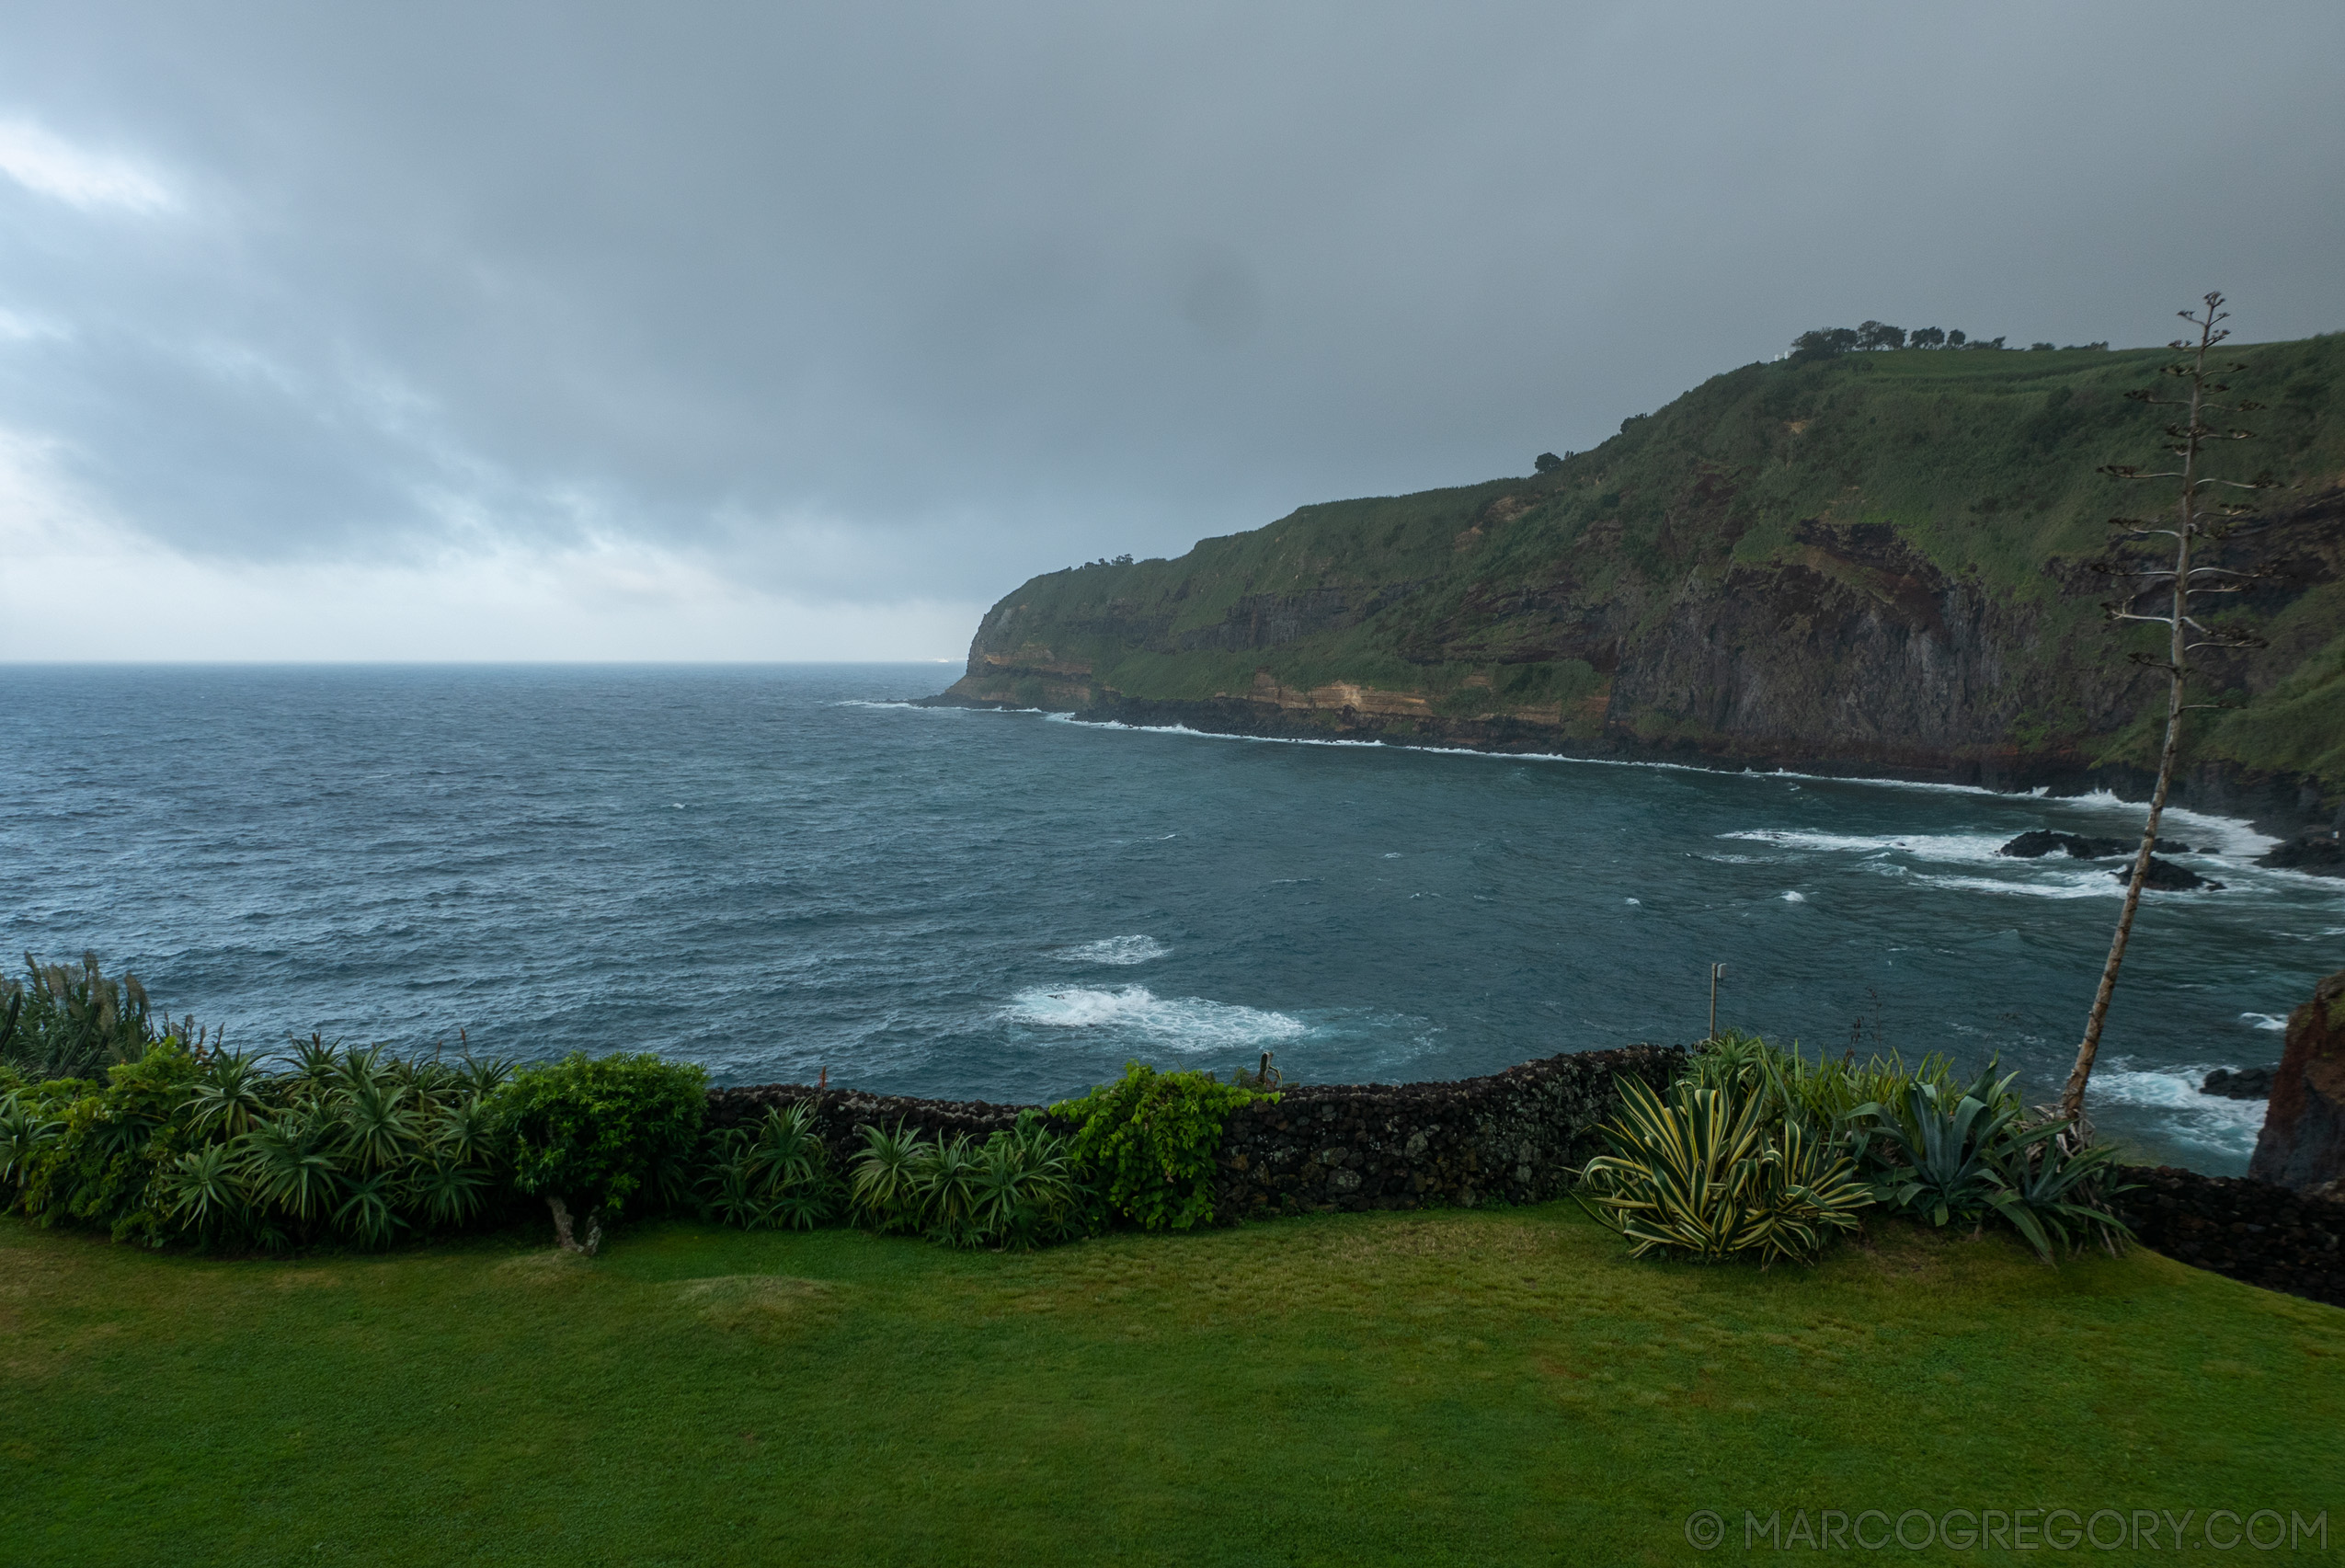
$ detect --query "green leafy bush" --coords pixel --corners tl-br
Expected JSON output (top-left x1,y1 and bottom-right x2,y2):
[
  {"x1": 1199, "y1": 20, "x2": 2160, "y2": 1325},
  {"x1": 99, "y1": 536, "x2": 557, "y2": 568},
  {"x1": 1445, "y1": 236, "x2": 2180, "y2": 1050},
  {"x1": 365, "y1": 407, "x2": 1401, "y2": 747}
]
[
  {"x1": 1575, "y1": 1073, "x2": 1870, "y2": 1265},
  {"x1": 13, "y1": 1043, "x2": 204, "y2": 1245},
  {"x1": 1050, "y1": 1063, "x2": 1272, "y2": 1232},
  {"x1": 495, "y1": 1052, "x2": 706, "y2": 1249}
]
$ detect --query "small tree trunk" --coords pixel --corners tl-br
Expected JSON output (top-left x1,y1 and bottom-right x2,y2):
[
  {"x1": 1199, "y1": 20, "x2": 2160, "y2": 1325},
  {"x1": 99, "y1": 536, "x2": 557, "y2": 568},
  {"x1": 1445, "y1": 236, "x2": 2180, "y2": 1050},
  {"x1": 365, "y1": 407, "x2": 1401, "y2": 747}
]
[{"x1": 548, "y1": 1195, "x2": 602, "y2": 1257}]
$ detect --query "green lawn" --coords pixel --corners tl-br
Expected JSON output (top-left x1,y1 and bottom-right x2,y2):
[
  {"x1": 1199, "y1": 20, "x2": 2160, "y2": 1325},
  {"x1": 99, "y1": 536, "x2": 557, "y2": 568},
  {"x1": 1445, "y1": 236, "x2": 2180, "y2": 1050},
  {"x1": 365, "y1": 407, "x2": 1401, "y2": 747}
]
[{"x1": 4, "y1": 1207, "x2": 2339, "y2": 1566}]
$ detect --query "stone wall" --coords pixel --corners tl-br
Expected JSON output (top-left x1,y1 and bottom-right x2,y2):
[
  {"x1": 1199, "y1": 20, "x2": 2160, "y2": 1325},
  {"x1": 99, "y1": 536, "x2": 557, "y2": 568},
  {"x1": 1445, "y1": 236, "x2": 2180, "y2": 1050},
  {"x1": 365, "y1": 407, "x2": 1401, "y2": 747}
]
[
  {"x1": 705, "y1": 1045, "x2": 1683, "y2": 1219},
  {"x1": 1214, "y1": 1045, "x2": 1683, "y2": 1216},
  {"x1": 2120, "y1": 1166, "x2": 2345, "y2": 1310}
]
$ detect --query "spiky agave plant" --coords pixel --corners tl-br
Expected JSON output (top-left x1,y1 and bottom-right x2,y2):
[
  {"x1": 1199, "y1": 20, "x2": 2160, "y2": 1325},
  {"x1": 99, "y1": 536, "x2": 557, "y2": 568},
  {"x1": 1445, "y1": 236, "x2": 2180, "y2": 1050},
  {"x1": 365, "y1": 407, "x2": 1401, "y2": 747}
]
[
  {"x1": 1992, "y1": 1136, "x2": 2136, "y2": 1260},
  {"x1": 1853, "y1": 1066, "x2": 2134, "y2": 1260},
  {"x1": 848, "y1": 1122, "x2": 924, "y2": 1234},
  {"x1": 699, "y1": 1103, "x2": 835, "y2": 1230},
  {"x1": 186, "y1": 1050, "x2": 276, "y2": 1141},
  {"x1": 236, "y1": 1110, "x2": 346, "y2": 1234},
  {"x1": 433, "y1": 1094, "x2": 501, "y2": 1171},
  {"x1": 1575, "y1": 1075, "x2": 1870, "y2": 1266},
  {"x1": 967, "y1": 1116, "x2": 1078, "y2": 1250},
  {"x1": 0, "y1": 1093, "x2": 63, "y2": 1190},
  {"x1": 334, "y1": 1169, "x2": 407, "y2": 1249},
  {"x1": 280, "y1": 1035, "x2": 343, "y2": 1105},
  {"x1": 744, "y1": 1103, "x2": 834, "y2": 1230},
  {"x1": 336, "y1": 1076, "x2": 423, "y2": 1174},
  {"x1": 1849, "y1": 1066, "x2": 2043, "y2": 1228},
  {"x1": 910, "y1": 1134, "x2": 984, "y2": 1248},
  {"x1": 160, "y1": 1143, "x2": 257, "y2": 1246}
]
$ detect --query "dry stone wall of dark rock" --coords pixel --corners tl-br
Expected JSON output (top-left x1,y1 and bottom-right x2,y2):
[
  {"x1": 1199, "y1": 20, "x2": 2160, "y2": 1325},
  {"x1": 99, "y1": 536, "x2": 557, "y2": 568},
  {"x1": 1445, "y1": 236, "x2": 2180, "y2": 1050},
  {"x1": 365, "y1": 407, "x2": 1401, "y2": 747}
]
[
  {"x1": 2120, "y1": 1166, "x2": 2345, "y2": 1310},
  {"x1": 1214, "y1": 1045, "x2": 1684, "y2": 1216},
  {"x1": 705, "y1": 1045, "x2": 1685, "y2": 1219}
]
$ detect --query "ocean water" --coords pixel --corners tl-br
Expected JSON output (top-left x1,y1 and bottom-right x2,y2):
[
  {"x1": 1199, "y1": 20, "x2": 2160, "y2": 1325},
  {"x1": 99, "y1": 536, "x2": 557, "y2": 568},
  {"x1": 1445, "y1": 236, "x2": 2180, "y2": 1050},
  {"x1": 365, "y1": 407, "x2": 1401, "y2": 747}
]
[{"x1": 4, "y1": 663, "x2": 2338, "y2": 1173}]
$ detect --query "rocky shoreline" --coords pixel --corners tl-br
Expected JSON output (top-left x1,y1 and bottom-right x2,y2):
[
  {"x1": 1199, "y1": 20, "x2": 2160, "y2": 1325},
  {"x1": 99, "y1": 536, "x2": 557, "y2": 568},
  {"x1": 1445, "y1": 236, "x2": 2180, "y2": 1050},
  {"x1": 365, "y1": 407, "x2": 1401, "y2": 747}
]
[{"x1": 917, "y1": 688, "x2": 2345, "y2": 864}]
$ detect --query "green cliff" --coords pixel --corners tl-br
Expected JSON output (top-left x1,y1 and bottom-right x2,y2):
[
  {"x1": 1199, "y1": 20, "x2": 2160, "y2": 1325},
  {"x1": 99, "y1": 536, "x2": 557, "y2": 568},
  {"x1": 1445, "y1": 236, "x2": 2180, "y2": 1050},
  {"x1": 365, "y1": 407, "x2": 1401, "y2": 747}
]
[{"x1": 933, "y1": 336, "x2": 2345, "y2": 830}]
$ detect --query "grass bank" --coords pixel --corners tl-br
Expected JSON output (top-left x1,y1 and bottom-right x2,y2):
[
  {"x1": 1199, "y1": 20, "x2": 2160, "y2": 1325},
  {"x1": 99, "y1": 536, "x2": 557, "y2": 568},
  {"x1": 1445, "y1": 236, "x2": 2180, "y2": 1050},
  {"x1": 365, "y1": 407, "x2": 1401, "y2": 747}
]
[{"x1": 4, "y1": 1206, "x2": 2339, "y2": 1566}]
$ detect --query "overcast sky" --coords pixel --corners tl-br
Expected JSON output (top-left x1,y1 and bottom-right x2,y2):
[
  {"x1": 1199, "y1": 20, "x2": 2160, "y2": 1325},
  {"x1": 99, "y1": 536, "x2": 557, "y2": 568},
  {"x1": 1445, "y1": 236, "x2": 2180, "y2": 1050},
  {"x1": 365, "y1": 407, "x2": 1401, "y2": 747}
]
[{"x1": 1, "y1": 2, "x2": 2339, "y2": 660}]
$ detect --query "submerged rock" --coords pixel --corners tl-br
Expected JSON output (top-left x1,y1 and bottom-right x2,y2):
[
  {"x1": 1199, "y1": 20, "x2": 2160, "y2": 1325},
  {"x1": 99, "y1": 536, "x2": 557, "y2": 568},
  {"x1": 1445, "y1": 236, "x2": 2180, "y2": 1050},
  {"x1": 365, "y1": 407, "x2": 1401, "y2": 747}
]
[
  {"x1": 1998, "y1": 830, "x2": 2193, "y2": 859},
  {"x1": 2259, "y1": 833, "x2": 2345, "y2": 877},
  {"x1": 2249, "y1": 967, "x2": 2345, "y2": 1195},
  {"x1": 2202, "y1": 1066, "x2": 2277, "y2": 1101},
  {"x1": 2108, "y1": 856, "x2": 2223, "y2": 891}
]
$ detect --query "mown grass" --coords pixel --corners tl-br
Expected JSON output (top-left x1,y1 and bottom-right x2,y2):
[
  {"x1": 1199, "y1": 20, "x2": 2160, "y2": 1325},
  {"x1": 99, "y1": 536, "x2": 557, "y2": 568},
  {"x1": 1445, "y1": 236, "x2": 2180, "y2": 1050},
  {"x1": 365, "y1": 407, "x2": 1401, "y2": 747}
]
[{"x1": 4, "y1": 1206, "x2": 2340, "y2": 1566}]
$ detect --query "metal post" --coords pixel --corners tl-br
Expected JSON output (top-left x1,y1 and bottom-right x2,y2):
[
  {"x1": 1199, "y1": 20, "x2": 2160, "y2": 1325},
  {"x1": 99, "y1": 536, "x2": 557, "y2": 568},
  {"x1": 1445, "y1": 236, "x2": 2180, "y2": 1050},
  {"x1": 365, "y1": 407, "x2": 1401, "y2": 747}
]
[{"x1": 1708, "y1": 963, "x2": 1726, "y2": 1042}]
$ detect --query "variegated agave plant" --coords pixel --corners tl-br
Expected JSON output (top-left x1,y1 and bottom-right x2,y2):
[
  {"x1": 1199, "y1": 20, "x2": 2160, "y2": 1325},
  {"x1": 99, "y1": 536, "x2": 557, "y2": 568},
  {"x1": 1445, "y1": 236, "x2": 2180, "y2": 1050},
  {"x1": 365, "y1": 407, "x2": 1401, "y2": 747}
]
[{"x1": 1575, "y1": 1075, "x2": 1871, "y2": 1266}]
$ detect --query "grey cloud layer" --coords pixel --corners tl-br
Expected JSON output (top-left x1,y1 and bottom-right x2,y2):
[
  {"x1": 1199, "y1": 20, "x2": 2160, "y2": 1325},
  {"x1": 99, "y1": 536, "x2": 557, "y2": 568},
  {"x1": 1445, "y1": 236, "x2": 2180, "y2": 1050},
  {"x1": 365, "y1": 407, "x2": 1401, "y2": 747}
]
[{"x1": 2, "y1": 1, "x2": 2341, "y2": 603}]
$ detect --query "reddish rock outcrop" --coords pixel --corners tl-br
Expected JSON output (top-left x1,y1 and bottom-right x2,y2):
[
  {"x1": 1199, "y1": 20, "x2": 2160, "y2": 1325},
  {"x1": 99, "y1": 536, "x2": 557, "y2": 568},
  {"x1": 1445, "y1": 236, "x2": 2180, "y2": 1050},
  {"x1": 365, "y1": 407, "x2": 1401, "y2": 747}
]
[{"x1": 2248, "y1": 967, "x2": 2345, "y2": 1195}]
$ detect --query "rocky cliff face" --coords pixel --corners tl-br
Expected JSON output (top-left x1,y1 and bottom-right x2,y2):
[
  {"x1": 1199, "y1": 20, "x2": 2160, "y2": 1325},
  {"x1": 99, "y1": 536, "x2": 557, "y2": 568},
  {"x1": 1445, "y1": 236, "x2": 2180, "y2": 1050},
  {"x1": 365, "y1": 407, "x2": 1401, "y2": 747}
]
[
  {"x1": 2250, "y1": 967, "x2": 2345, "y2": 1195},
  {"x1": 931, "y1": 338, "x2": 2345, "y2": 834}
]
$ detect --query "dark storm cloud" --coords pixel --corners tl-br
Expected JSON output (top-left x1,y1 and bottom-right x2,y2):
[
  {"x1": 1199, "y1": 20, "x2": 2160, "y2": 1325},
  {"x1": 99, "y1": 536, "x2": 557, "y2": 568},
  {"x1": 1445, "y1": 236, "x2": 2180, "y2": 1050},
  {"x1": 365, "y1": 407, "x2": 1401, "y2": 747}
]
[{"x1": 1, "y1": 1, "x2": 2340, "y2": 604}]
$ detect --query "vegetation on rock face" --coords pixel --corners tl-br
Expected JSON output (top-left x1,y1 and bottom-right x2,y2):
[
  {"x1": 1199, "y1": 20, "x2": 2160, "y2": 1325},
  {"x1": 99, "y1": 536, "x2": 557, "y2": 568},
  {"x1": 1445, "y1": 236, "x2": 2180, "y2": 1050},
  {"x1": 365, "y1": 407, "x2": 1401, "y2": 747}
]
[{"x1": 937, "y1": 330, "x2": 2345, "y2": 816}]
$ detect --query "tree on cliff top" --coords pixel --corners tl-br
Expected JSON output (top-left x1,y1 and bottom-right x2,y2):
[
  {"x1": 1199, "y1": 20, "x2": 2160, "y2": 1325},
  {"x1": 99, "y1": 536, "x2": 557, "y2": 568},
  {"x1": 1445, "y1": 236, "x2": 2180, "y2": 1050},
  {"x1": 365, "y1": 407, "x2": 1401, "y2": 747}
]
[{"x1": 2061, "y1": 292, "x2": 2272, "y2": 1127}]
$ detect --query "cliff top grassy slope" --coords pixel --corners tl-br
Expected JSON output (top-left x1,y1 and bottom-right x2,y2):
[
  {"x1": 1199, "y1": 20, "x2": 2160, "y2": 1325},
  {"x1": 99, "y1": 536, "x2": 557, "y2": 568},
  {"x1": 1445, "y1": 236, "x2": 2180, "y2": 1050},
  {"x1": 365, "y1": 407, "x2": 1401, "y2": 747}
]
[
  {"x1": 942, "y1": 335, "x2": 2345, "y2": 811},
  {"x1": 5, "y1": 1207, "x2": 2339, "y2": 1565}
]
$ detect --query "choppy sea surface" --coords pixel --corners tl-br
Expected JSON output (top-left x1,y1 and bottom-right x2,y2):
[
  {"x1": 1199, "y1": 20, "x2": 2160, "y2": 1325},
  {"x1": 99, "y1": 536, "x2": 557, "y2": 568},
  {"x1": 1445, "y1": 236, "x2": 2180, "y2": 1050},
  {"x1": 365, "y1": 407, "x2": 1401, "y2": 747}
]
[{"x1": 5, "y1": 664, "x2": 2339, "y2": 1173}]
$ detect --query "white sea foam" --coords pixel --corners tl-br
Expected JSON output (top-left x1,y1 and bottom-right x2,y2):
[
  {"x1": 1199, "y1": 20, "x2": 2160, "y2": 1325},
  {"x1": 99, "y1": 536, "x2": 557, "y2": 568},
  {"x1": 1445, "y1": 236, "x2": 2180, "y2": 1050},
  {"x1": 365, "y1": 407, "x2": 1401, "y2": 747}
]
[
  {"x1": 1914, "y1": 873, "x2": 2118, "y2": 901},
  {"x1": 1003, "y1": 985, "x2": 1304, "y2": 1050},
  {"x1": 2240, "y1": 1013, "x2": 2289, "y2": 1033},
  {"x1": 1718, "y1": 829, "x2": 2015, "y2": 864},
  {"x1": 2095, "y1": 1061, "x2": 2270, "y2": 1159},
  {"x1": 2048, "y1": 791, "x2": 2279, "y2": 857},
  {"x1": 1781, "y1": 890, "x2": 1807, "y2": 903},
  {"x1": 1058, "y1": 935, "x2": 1169, "y2": 967}
]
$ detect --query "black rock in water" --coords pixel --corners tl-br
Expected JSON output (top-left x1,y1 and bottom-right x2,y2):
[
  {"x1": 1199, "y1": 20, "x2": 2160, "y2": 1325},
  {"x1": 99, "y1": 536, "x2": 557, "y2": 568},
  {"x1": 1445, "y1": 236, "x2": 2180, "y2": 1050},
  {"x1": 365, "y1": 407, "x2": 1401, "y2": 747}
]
[
  {"x1": 1998, "y1": 830, "x2": 2193, "y2": 859},
  {"x1": 2259, "y1": 833, "x2": 2345, "y2": 877},
  {"x1": 2202, "y1": 1066, "x2": 2278, "y2": 1101},
  {"x1": 2119, "y1": 855, "x2": 2222, "y2": 891}
]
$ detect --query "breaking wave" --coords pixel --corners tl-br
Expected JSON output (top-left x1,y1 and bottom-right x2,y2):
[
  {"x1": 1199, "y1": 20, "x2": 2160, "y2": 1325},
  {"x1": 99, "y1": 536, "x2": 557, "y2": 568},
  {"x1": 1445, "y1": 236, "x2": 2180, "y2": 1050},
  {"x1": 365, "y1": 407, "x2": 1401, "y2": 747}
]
[
  {"x1": 1003, "y1": 985, "x2": 1306, "y2": 1051},
  {"x1": 1058, "y1": 935, "x2": 1170, "y2": 967},
  {"x1": 2094, "y1": 1062, "x2": 2270, "y2": 1160}
]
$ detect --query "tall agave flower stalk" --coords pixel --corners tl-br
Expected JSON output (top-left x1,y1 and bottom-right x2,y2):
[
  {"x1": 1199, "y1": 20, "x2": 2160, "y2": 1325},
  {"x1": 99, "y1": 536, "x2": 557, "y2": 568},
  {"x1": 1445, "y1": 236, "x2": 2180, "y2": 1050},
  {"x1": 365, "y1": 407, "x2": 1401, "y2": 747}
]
[{"x1": 2060, "y1": 294, "x2": 2271, "y2": 1127}]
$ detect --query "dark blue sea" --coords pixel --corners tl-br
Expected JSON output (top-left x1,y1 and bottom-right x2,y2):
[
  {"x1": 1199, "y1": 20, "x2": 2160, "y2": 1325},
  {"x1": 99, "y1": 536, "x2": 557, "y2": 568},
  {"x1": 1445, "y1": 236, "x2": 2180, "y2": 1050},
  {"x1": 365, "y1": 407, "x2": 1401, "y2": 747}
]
[{"x1": 6, "y1": 664, "x2": 2339, "y2": 1173}]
